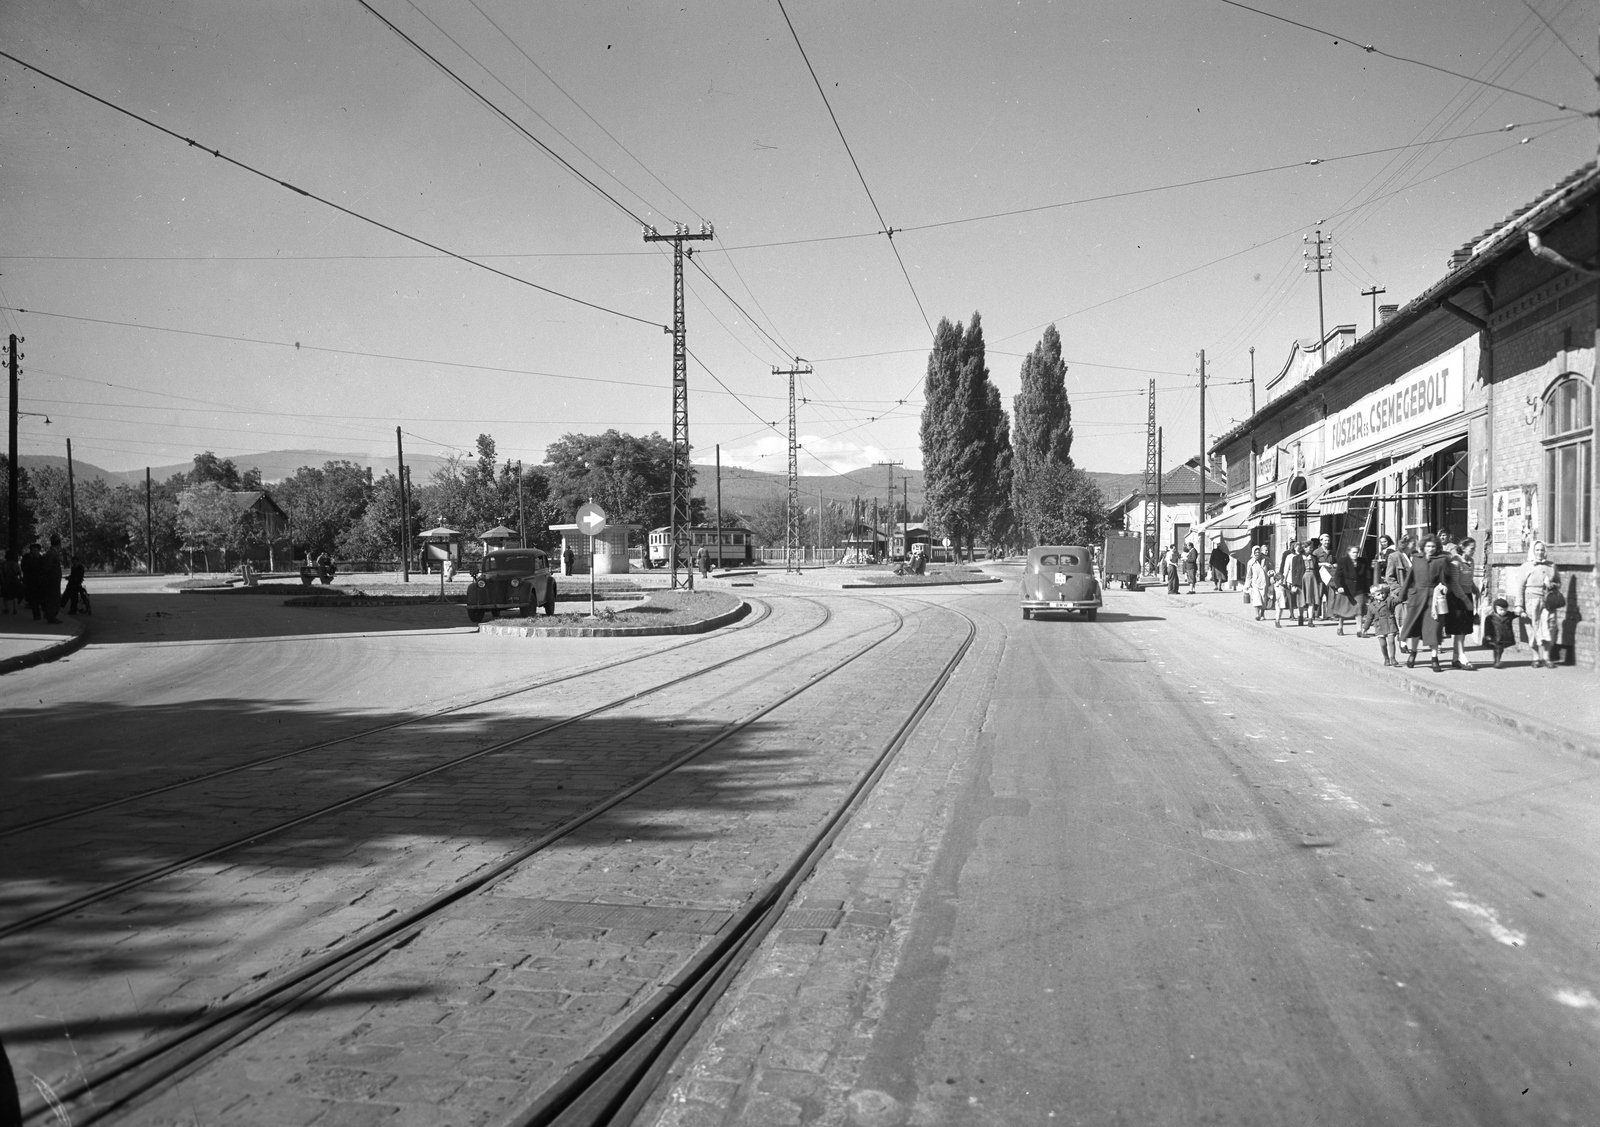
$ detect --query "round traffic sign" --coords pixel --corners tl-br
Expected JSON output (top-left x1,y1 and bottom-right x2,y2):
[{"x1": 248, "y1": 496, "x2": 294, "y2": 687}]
[
  {"x1": 576, "y1": 501, "x2": 609, "y2": 536},
  {"x1": 942, "y1": 536, "x2": 951, "y2": 548}
]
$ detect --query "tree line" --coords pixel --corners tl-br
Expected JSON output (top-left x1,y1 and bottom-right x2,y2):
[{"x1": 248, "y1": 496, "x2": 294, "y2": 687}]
[
  {"x1": 920, "y1": 315, "x2": 1105, "y2": 558},
  {"x1": 1, "y1": 429, "x2": 699, "y2": 571}
]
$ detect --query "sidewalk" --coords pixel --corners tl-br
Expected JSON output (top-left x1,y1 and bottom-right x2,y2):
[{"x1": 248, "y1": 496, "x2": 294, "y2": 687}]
[
  {"x1": 1148, "y1": 584, "x2": 1600, "y2": 760},
  {"x1": 0, "y1": 615, "x2": 89, "y2": 675}
]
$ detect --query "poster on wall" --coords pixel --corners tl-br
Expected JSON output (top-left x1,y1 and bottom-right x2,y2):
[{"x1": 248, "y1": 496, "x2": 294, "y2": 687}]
[{"x1": 1492, "y1": 486, "x2": 1537, "y2": 556}]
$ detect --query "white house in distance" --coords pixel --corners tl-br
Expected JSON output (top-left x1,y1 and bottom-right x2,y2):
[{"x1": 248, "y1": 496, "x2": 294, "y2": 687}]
[{"x1": 1105, "y1": 459, "x2": 1228, "y2": 567}]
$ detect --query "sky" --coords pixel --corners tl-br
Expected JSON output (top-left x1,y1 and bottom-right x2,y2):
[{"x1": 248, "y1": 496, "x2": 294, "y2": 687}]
[{"x1": 4, "y1": 0, "x2": 1598, "y2": 482}]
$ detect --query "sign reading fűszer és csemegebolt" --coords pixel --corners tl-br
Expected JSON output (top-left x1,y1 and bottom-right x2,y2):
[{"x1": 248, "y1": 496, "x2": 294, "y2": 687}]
[{"x1": 1323, "y1": 345, "x2": 1466, "y2": 461}]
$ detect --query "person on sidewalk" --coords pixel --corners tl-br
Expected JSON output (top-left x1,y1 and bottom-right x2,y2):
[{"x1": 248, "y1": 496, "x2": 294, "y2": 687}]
[
  {"x1": 1483, "y1": 598, "x2": 1518, "y2": 668},
  {"x1": 1296, "y1": 541, "x2": 1320, "y2": 627},
  {"x1": 1182, "y1": 543, "x2": 1199, "y2": 593},
  {"x1": 19, "y1": 542, "x2": 44, "y2": 620},
  {"x1": 1274, "y1": 545, "x2": 1303, "y2": 628},
  {"x1": 1246, "y1": 546, "x2": 1271, "y2": 620},
  {"x1": 1371, "y1": 535, "x2": 1396, "y2": 589},
  {"x1": 1384, "y1": 534, "x2": 1416, "y2": 590},
  {"x1": 562, "y1": 545, "x2": 574, "y2": 576},
  {"x1": 1443, "y1": 540, "x2": 1480, "y2": 669},
  {"x1": 1329, "y1": 544, "x2": 1370, "y2": 636},
  {"x1": 1515, "y1": 541, "x2": 1560, "y2": 668},
  {"x1": 1397, "y1": 535, "x2": 1472, "y2": 672},
  {"x1": 1165, "y1": 545, "x2": 1181, "y2": 594},
  {"x1": 1208, "y1": 542, "x2": 1229, "y2": 591},
  {"x1": 0, "y1": 548, "x2": 20, "y2": 615},
  {"x1": 40, "y1": 534, "x2": 65, "y2": 624},
  {"x1": 1367, "y1": 580, "x2": 1402, "y2": 665},
  {"x1": 1313, "y1": 534, "x2": 1334, "y2": 619},
  {"x1": 61, "y1": 556, "x2": 88, "y2": 615}
]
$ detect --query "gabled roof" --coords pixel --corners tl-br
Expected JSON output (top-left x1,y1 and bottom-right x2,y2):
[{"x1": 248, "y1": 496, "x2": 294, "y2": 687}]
[{"x1": 217, "y1": 490, "x2": 287, "y2": 519}]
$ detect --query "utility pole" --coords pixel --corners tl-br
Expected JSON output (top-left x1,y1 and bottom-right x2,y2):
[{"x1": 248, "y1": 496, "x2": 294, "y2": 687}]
[
  {"x1": 1361, "y1": 284, "x2": 1387, "y2": 332},
  {"x1": 1303, "y1": 229, "x2": 1332, "y2": 366},
  {"x1": 8, "y1": 334, "x2": 21, "y2": 556},
  {"x1": 396, "y1": 427, "x2": 411, "y2": 582},
  {"x1": 404, "y1": 466, "x2": 414, "y2": 576},
  {"x1": 818, "y1": 485, "x2": 824, "y2": 560},
  {"x1": 1142, "y1": 379, "x2": 1158, "y2": 573},
  {"x1": 66, "y1": 437, "x2": 77, "y2": 559},
  {"x1": 873, "y1": 460, "x2": 903, "y2": 558},
  {"x1": 775, "y1": 358, "x2": 812, "y2": 573},
  {"x1": 1249, "y1": 346, "x2": 1257, "y2": 418},
  {"x1": 517, "y1": 459, "x2": 526, "y2": 549},
  {"x1": 1197, "y1": 350, "x2": 1206, "y2": 557},
  {"x1": 145, "y1": 467, "x2": 154, "y2": 574},
  {"x1": 714, "y1": 444, "x2": 722, "y2": 571},
  {"x1": 643, "y1": 221, "x2": 714, "y2": 590}
]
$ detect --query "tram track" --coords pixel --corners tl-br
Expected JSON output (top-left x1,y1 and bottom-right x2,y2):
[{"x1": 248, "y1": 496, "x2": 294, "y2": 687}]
[
  {"x1": 0, "y1": 598, "x2": 779, "y2": 840},
  {"x1": 0, "y1": 596, "x2": 831, "y2": 941},
  {"x1": 16, "y1": 596, "x2": 963, "y2": 1126}
]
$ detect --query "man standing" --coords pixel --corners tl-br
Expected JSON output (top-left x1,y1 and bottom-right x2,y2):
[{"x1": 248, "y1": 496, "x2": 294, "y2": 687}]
[
  {"x1": 19, "y1": 543, "x2": 43, "y2": 621},
  {"x1": 40, "y1": 533, "x2": 64, "y2": 624}
]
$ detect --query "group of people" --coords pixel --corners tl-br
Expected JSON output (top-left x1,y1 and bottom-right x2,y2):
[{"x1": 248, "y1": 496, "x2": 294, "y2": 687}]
[
  {"x1": 1160, "y1": 541, "x2": 1233, "y2": 593},
  {"x1": 1241, "y1": 531, "x2": 1566, "y2": 672},
  {"x1": 0, "y1": 533, "x2": 88, "y2": 623}
]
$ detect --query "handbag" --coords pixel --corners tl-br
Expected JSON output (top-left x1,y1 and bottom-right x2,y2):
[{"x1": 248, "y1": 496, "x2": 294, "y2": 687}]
[
  {"x1": 1545, "y1": 586, "x2": 1567, "y2": 611},
  {"x1": 1431, "y1": 583, "x2": 1449, "y2": 617}
]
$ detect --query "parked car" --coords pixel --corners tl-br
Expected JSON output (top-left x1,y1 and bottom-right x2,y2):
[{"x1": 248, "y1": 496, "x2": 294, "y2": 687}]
[
  {"x1": 465, "y1": 548, "x2": 556, "y2": 623},
  {"x1": 1020, "y1": 545, "x2": 1101, "y2": 620}
]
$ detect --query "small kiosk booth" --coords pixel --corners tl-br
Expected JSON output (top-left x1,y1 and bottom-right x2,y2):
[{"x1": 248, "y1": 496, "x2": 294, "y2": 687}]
[
  {"x1": 417, "y1": 526, "x2": 463, "y2": 576},
  {"x1": 549, "y1": 522, "x2": 637, "y2": 575},
  {"x1": 478, "y1": 524, "x2": 520, "y2": 556}
]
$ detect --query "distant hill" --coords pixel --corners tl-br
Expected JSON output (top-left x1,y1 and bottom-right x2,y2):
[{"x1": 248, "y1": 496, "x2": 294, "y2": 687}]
[
  {"x1": 20, "y1": 449, "x2": 454, "y2": 487},
  {"x1": 1086, "y1": 471, "x2": 1144, "y2": 504},
  {"x1": 690, "y1": 464, "x2": 926, "y2": 518}
]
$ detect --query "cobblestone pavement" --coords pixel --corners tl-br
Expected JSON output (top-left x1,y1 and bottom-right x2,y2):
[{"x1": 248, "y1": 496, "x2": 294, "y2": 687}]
[{"x1": 4, "y1": 592, "x2": 977, "y2": 1125}]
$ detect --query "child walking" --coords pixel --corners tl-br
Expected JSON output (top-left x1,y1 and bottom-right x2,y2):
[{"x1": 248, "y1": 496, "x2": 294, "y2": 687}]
[
  {"x1": 1483, "y1": 597, "x2": 1517, "y2": 668},
  {"x1": 1367, "y1": 581, "x2": 1402, "y2": 666}
]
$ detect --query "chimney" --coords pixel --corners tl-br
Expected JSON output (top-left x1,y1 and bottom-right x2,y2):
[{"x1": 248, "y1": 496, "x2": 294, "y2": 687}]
[{"x1": 1378, "y1": 303, "x2": 1399, "y2": 324}]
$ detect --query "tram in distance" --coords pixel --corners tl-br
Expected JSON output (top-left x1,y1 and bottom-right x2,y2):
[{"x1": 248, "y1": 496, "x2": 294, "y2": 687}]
[{"x1": 645, "y1": 524, "x2": 756, "y2": 568}]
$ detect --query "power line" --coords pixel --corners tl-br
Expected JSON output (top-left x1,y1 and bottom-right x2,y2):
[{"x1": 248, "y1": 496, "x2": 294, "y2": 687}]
[
  {"x1": 1215, "y1": 0, "x2": 1591, "y2": 113},
  {"x1": 1516, "y1": 0, "x2": 1595, "y2": 75},
  {"x1": 0, "y1": 49, "x2": 663, "y2": 330},
  {"x1": 775, "y1": 0, "x2": 933, "y2": 337},
  {"x1": 357, "y1": 0, "x2": 653, "y2": 226}
]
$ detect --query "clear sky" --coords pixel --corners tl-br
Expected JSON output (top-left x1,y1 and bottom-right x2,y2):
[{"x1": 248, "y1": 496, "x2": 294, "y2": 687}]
[{"x1": 4, "y1": 0, "x2": 1597, "y2": 478}]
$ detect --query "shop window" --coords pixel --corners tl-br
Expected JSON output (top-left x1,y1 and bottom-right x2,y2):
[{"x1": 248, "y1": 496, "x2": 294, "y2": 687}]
[{"x1": 1542, "y1": 375, "x2": 1593, "y2": 546}]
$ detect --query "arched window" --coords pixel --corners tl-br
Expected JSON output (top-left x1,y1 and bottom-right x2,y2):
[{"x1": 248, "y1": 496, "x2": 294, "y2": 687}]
[{"x1": 1543, "y1": 374, "x2": 1593, "y2": 546}]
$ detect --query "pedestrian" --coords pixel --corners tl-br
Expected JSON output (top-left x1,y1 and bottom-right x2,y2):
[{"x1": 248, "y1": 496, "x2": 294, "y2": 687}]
[
  {"x1": 1367, "y1": 580, "x2": 1402, "y2": 665},
  {"x1": 1515, "y1": 541, "x2": 1560, "y2": 667},
  {"x1": 1245, "y1": 546, "x2": 1270, "y2": 619},
  {"x1": 1384, "y1": 533, "x2": 1415, "y2": 589},
  {"x1": 1371, "y1": 535, "x2": 1396, "y2": 589},
  {"x1": 1208, "y1": 542, "x2": 1229, "y2": 591},
  {"x1": 19, "y1": 543, "x2": 43, "y2": 620},
  {"x1": 1313, "y1": 534, "x2": 1334, "y2": 618},
  {"x1": 1482, "y1": 597, "x2": 1517, "y2": 668},
  {"x1": 1274, "y1": 544, "x2": 1302, "y2": 628},
  {"x1": 40, "y1": 533, "x2": 64, "y2": 624},
  {"x1": 1296, "y1": 541, "x2": 1320, "y2": 627},
  {"x1": 62, "y1": 556, "x2": 87, "y2": 615},
  {"x1": 562, "y1": 544, "x2": 574, "y2": 576},
  {"x1": 1181, "y1": 543, "x2": 1199, "y2": 592},
  {"x1": 1444, "y1": 538, "x2": 1480, "y2": 669},
  {"x1": 1165, "y1": 544, "x2": 1181, "y2": 594},
  {"x1": 1328, "y1": 543, "x2": 1369, "y2": 636},
  {"x1": 0, "y1": 548, "x2": 20, "y2": 614},
  {"x1": 1397, "y1": 534, "x2": 1471, "y2": 672},
  {"x1": 696, "y1": 544, "x2": 710, "y2": 576}
]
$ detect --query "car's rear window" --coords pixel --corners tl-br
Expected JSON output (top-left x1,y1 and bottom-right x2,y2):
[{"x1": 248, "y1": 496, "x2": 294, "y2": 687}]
[
  {"x1": 1037, "y1": 554, "x2": 1057, "y2": 566},
  {"x1": 1059, "y1": 553, "x2": 1081, "y2": 567},
  {"x1": 487, "y1": 554, "x2": 543, "y2": 572}
]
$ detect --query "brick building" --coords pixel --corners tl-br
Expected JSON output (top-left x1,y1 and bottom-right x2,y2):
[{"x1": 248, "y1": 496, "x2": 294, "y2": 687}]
[{"x1": 1210, "y1": 163, "x2": 1597, "y2": 669}]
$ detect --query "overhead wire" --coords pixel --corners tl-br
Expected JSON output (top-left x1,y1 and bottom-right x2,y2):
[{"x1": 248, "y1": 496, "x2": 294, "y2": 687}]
[{"x1": 0, "y1": 50, "x2": 663, "y2": 329}]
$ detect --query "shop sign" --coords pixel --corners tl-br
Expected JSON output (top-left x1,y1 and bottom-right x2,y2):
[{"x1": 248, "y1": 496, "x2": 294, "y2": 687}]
[{"x1": 1323, "y1": 345, "x2": 1466, "y2": 460}]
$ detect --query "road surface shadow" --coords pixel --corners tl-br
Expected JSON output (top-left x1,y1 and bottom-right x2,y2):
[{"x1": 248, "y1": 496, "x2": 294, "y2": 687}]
[{"x1": 80, "y1": 592, "x2": 471, "y2": 645}]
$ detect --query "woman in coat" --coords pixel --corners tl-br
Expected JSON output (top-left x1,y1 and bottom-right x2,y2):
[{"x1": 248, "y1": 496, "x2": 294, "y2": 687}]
[
  {"x1": 1328, "y1": 544, "x2": 1370, "y2": 636},
  {"x1": 1297, "y1": 541, "x2": 1322, "y2": 627},
  {"x1": 1275, "y1": 544, "x2": 1304, "y2": 628},
  {"x1": 1246, "y1": 545, "x2": 1270, "y2": 620},
  {"x1": 1397, "y1": 535, "x2": 1474, "y2": 672},
  {"x1": 1181, "y1": 544, "x2": 1199, "y2": 592}
]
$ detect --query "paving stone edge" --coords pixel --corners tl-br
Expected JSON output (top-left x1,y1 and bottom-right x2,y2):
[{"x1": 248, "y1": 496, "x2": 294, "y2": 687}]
[
  {"x1": 1150, "y1": 590, "x2": 1599, "y2": 761},
  {"x1": 0, "y1": 619, "x2": 89, "y2": 676},
  {"x1": 477, "y1": 598, "x2": 750, "y2": 639}
]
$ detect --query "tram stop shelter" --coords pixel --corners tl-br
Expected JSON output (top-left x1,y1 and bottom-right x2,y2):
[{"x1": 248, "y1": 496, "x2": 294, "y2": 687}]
[
  {"x1": 417, "y1": 526, "x2": 463, "y2": 575},
  {"x1": 478, "y1": 524, "x2": 520, "y2": 553},
  {"x1": 549, "y1": 522, "x2": 638, "y2": 575}
]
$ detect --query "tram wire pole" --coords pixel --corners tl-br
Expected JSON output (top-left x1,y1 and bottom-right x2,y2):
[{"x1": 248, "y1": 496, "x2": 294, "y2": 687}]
[
  {"x1": 775, "y1": 360, "x2": 812, "y2": 573},
  {"x1": 66, "y1": 436, "x2": 77, "y2": 561},
  {"x1": 145, "y1": 467, "x2": 154, "y2": 575},
  {"x1": 714, "y1": 444, "x2": 722, "y2": 573},
  {"x1": 7, "y1": 334, "x2": 20, "y2": 557},
  {"x1": 396, "y1": 427, "x2": 410, "y2": 582}
]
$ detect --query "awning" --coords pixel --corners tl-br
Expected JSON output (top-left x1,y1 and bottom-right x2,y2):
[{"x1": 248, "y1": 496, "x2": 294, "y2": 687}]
[
  {"x1": 1319, "y1": 433, "x2": 1466, "y2": 503},
  {"x1": 1195, "y1": 493, "x2": 1274, "y2": 533}
]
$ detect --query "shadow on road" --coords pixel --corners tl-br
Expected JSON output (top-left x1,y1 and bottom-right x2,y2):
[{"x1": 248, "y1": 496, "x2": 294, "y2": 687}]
[{"x1": 80, "y1": 592, "x2": 471, "y2": 645}]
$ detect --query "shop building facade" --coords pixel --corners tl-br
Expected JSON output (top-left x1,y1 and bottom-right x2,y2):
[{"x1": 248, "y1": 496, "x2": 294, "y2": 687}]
[{"x1": 1209, "y1": 163, "x2": 1598, "y2": 668}]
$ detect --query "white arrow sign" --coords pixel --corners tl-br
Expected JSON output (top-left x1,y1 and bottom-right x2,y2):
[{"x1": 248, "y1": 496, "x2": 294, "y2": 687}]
[{"x1": 576, "y1": 501, "x2": 608, "y2": 536}]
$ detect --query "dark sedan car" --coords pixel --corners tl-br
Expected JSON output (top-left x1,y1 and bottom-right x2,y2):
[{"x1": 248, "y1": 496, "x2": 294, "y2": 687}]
[
  {"x1": 1020, "y1": 545, "x2": 1101, "y2": 620},
  {"x1": 466, "y1": 548, "x2": 556, "y2": 623}
]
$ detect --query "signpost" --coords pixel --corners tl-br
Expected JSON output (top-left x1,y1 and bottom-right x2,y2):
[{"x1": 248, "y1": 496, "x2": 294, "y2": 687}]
[{"x1": 577, "y1": 500, "x2": 608, "y2": 617}]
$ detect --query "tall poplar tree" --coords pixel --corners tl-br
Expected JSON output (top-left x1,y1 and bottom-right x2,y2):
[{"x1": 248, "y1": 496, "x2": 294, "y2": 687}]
[
  {"x1": 1011, "y1": 324, "x2": 1075, "y2": 543},
  {"x1": 921, "y1": 313, "x2": 1007, "y2": 560}
]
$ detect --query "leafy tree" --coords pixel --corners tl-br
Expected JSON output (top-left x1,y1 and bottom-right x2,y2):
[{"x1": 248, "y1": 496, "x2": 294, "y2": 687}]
[
  {"x1": 1011, "y1": 325, "x2": 1075, "y2": 544},
  {"x1": 543, "y1": 429, "x2": 701, "y2": 532},
  {"x1": 920, "y1": 313, "x2": 1005, "y2": 560},
  {"x1": 1031, "y1": 464, "x2": 1106, "y2": 547},
  {"x1": 340, "y1": 470, "x2": 421, "y2": 561},
  {"x1": 177, "y1": 481, "x2": 241, "y2": 571},
  {"x1": 1, "y1": 455, "x2": 37, "y2": 552},
  {"x1": 275, "y1": 460, "x2": 374, "y2": 556},
  {"x1": 985, "y1": 381, "x2": 1016, "y2": 555},
  {"x1": 188, "y1": 451, "x2": 243, "y2": 490}
]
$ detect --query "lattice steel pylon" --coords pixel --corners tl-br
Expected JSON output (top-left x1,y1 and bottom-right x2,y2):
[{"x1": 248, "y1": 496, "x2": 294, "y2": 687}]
[
  {"x1": 1142, "y1": 378, "x2": 1158, "y2": 573},
  {"x1": 774, "y1": 358, "x2": 812, "y2": 572},
  {"x1": 644, "y1": 222, "x2": 713, "y2": 589}
]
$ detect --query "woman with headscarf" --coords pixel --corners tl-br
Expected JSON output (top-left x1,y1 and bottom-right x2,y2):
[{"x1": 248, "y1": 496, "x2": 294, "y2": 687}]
[
  {"x1": 1245, "y1": 545, "x2": 1270, "y2": 620},
  {"x1": 1328, "y1": 543, "x2": 1370, "y2": 637},
  {"x1": 1516, "y1": 541, "x2": 1561, "y2": 667},
  {"x1": 1397, "y1": 534, "x2": 1473, "y2": 672}
]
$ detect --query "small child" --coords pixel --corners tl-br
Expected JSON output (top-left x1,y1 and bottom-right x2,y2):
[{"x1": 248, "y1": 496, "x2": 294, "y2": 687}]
[
  {"x1": 1367, "y1": 581, "x2": 1401, "y2": 666},
  {"x1": 1482, "y1": 597, "x2": 1517, "y2": 668}
]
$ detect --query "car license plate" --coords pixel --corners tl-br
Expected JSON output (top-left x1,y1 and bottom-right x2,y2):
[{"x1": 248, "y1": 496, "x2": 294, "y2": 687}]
[
  {"x1": 1054, "y1": 572, "x2": 1066, "y2": 585},
  {"x1": 1048, "y1": 601, "x2": 1075, "y2": 608}
]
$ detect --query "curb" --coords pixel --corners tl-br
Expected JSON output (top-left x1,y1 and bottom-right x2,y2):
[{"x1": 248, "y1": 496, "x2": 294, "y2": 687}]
[
  {"x1": 478, "y1": 598, "x2": 750, "y2": 639},
  {"x1": 283, "y1": 593, "x2": 645, "y2": 608},
  {"x1": 840, "y1": 577, "x2": 1003, "y2": 589},
  {"x1": 1148, "y1": 590, "x2": 1600, "y2": 761},
  {"x1": 0, "y1": 620, "x2": 90, "y2": 676}
]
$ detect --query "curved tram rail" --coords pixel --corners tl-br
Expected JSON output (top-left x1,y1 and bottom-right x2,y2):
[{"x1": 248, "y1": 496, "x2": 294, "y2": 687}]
[{"x1": 17, "y1": 597, "x2": 978, "y2": 1125}]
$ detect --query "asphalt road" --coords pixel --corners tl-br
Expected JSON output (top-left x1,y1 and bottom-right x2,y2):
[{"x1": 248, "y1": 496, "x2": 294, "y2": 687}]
[{"x1": 651, "y1": 578, "x2": 1600, "y2": 1127}]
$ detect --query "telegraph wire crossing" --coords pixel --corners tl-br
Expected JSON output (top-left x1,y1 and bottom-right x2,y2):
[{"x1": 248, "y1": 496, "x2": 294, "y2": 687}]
[{"x1": 0, "y1": 50, "x2": 665, "y2": 331}]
